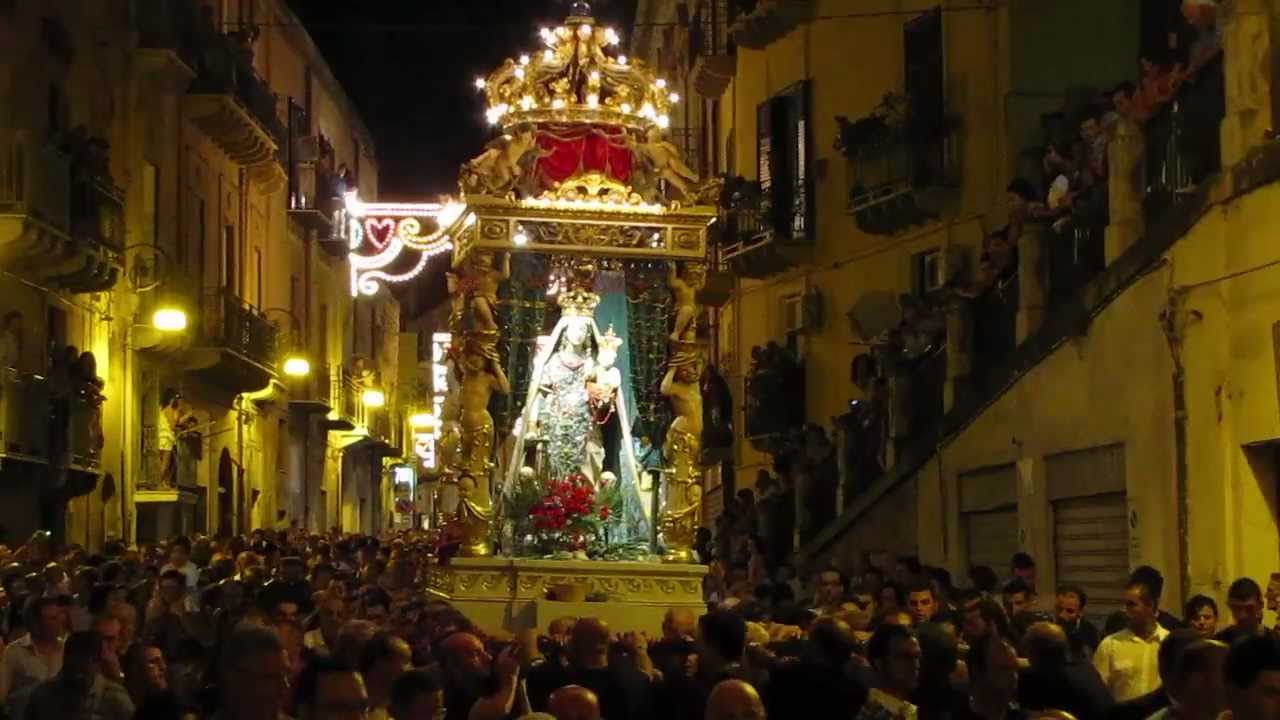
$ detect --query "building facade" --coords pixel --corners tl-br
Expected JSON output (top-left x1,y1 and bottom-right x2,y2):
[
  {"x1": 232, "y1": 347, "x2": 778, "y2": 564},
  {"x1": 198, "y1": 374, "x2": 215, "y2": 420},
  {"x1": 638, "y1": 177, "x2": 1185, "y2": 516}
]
[
  {"x1": 637, "y1": 0, "x2": 1280, "y2": 619},
  {"x1": 0, "y1": 0, "x2": 405, "y2": 547}
]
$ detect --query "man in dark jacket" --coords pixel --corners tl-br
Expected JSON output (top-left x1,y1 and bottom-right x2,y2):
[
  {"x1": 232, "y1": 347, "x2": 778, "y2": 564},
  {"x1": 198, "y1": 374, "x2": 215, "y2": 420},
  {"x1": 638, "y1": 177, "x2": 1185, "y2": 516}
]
[{"x1": 1018, "y1": 622, "x2": 1112, "y2": 720}]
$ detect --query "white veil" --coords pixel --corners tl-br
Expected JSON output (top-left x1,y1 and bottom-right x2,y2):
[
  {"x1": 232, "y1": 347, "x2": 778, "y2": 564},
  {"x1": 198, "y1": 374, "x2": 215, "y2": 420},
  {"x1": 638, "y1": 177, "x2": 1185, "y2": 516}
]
[{"x1": 501, "y1": 313, "x2": 651, "y2": 543}]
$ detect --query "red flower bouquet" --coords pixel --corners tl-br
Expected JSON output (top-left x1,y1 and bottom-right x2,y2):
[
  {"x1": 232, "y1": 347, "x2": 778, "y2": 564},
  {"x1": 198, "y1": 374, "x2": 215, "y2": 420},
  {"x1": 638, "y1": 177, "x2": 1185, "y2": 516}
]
[{"x1": 517, "y1": 472, "x2": 620, "y2": 556}]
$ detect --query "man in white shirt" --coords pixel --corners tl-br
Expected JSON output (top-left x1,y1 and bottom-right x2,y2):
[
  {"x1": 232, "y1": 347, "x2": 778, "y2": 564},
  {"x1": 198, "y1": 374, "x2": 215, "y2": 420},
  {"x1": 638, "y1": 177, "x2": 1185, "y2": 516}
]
[
  {"x1": 1, "y1": 596, "x2": 67, "y2": 720},
  {"x1": 159, "y1": 536, "x2": 200, "y2": 609},
  {"x1": 1094, "y1": 576, "x2": 1170, "y2": 701}
]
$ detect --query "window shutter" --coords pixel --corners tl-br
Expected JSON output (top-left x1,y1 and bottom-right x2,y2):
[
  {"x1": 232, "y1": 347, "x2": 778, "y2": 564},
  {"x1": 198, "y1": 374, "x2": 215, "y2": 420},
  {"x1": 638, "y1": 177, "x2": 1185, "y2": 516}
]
[
  {"x1": 786, "y1": 80, "x2": 812, "y2": 241},
  {"x1": 756, "y1": 99, "x2": 774, "y2": 220}
]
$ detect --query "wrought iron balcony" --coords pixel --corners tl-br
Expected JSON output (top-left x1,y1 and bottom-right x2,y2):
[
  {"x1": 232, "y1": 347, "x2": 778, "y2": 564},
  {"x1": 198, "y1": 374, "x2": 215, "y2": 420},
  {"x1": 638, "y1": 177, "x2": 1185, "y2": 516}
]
[
  {"x1": 185, "y1": 288, "x2": 279, "y2": 393},
  {"x1": 1144, "y1": 55, "x2": 1225, "y2": 222},
  {"x1": 0, "y1": 130, "x2": 123, "y2": 292},
  {"x1": 59, "y1": 387, "x2": 104, "y2": 474},
  {"x1": 0, "y1": 129, "x2": 71, "y2": 238},
  {"x1": 322, "y1": 366, "x2": 366, "y2": 432},
  {"x1": 717, "y1": 203, "x2": 806, "y2": 279},
  {"x1": 287, "y1": 111, "x2": 338, "y2": 235},
  {"x1": 288, "y1": 362, "x2": 334, "y2": 415},
  {"x1": 730, "y1": 0, "x2": 814, "y2": 50},
  {"x1": 0, "y1": 369, "x2": 51, "y2": 465},
  {"x1": 132, "y1": 0, "x2": 197, "y2": 87},
  {"x1": 184, "y1": 18, "x2": 285, "y2": 189}
]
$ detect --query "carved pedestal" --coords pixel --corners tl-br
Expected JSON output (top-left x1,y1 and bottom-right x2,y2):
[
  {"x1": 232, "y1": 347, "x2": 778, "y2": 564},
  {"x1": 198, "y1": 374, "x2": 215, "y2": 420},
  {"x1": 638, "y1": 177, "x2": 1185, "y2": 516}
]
[{"x1": 425, "y1": 557, "x2": 707, "y2": 635}]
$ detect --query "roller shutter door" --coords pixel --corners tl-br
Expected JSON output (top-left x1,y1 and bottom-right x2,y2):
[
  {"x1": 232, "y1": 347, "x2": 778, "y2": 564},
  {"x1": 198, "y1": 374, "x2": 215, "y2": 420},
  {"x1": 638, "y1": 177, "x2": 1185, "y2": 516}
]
[
  {"x1": 959, "y1": 465, "x2": 1019, "y2": 582},
  {"x1": 1049, "y1": 445, "x2": 1128, "y2": 626}
]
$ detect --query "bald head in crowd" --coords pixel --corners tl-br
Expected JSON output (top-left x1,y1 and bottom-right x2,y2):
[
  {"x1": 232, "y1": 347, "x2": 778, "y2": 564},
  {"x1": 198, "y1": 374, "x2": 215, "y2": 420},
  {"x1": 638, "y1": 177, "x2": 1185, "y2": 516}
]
[
  {"x1": 548, "y1": 685, "x2": 602, "y2": 720},
  {"x1": 664, "y1": 607, "x2": 698, "y2": 641},
  {"x1": 570, "y1": 617, "x2": 611, "y2": 670},
  {"x1": 706, "y1": 679, "x2": 766, "y2": 720}
]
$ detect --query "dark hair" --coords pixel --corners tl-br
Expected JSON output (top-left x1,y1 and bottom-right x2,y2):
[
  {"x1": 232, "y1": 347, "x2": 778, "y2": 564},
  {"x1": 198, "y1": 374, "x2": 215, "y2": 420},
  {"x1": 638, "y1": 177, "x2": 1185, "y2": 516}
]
[
  {"x1": 1056, "y1": 584, "x2": 1088, "y2": 607},
  {"x1": 867, "y1": 624, "x2": 914, "y2": 666},
  {"x1": 23, "y1": 595, "x2": 59, "y2": 626},
  {"x1": 880, "y1": 580, "x2": 906, "y2": 607},
  {"x1": 698, "y1": 609, "x2": 747, "y2": 663},
  {"x1": 1006, "y1": 177, "x2": 1038, "y2": 202},
  {"x1": 159, "y1": 569, "x2": 186, "y2": 588},
  {"x1": 1010, "y1": 553, "x2": 1035, "y2": 571},
  {"x1": 1224, "y1": 633, "x2": 1280, "y2": 689},
  {"x1": 169, "y1": 536, "x2": 191, "y2": 553},
  {"x1": 362, "y1": 587, "x2": 392, "y2": 612},
  {"x1": 898, "y1": 556, "x2": 923, "y2": 576},
  {"x1": 1185, "y1": 594, "x2": 1218, "y2": 621},
  {"x1": 294, "y1": 656, "x2": 354, "y2": 709},
  {"x1": 907, "y1": 581, "x2": 936, "y2": 600},
  {"x1": 967, "y1": 633, "x2": 1010, "y2": 681},
  {"x1": 974, "y1": 598, "x2": 1011, "y2": 640},
  {"x1": 160, "y1": 388, "x2": 181, "y2": 408},
  {"x1": 360, "y1": 632, "x2": 406, "y2": 674},
  {"x1": 1227, "y1": 577, "x2": 1263, "y2": 603},
  {"x1": 390, "y1": 669, "x2": 441, "y2": 712},
  {"x1": 219, "y1": 624, "x2": 285, "y2": 679},
  {"x1": 969, "y1": 566, "x2": 998, "y2": 594},
  {"x1": 928, "y1": 568, "x2": 953, "y2": 592},
  {"x1": 916, "y1": 622, "x2": 958, "y2": 676},
  {"x1": 65, "y1": 629, "x2": 104, "y2": 662},
  {"x1": 1158, "y1": 629, "x2": 1203, "y2": 680},
  {"x1": 809, "y1": 616, "x2": 857, "y2": 666},
  {"x1": 1001, "y1": 578, "x2": 1032, "y2": 598},
  {"x1": 1130, "y1": 566, "x2": 1165, "y2": 603}
]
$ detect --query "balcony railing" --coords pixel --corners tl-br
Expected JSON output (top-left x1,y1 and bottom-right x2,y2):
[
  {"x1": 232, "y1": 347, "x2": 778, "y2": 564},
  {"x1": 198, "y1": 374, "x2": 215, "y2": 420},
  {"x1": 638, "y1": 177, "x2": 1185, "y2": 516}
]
[
  {"x1": 0, "y1": 130, "x2": 71, "y2": 234},
  {"x1": 202, "y1": 288, "x2": 278, "y2": 369},
  {"x1": 332, "y1": 366, "x2": 368, "y2": 430},
  {"x1": 186, "y1": 19, "x2": 286, "y2": 151},
  {"x1": 1144, "y1": 55, "x2": 1225, "y2": 221},
  {"x1": 133, "y1": 0, "x2": 199, "y2": 67},
  {"x1": 70, "y1": 171, "x2": 125, "y2": 252}
]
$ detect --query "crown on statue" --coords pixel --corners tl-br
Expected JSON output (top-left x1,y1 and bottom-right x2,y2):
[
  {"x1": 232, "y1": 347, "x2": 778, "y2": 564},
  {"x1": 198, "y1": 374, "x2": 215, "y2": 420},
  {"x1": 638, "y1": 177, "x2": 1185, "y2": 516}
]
[
  {"x1": 476, "y1": 5, "x2": 677, "y2": 132},
  {"x1": 558, "y1": 287, "x2": 600, "y2": 317},
  {"x1": 599, "y1": 325, "x2": 623, "y2": 352}
]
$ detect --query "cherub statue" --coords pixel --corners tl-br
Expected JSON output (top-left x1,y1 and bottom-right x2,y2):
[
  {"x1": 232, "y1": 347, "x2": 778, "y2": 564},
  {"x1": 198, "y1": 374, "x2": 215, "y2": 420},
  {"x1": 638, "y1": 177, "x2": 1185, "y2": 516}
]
[
  {"x1": 661, "y1": 359, "x2": 704, "y2": 444},
  {"x1": 633, "y1": 126, "x2": 700, "y2": 199},
  {"x1": 668, "y1": 262, "x2": 701, "y2": 343},
  {"x1": 460, "y1": 124, "x2": 541, "y2": 195},
  {"x1": 459, "y1": 348, "x2": 511, "y2": 475},
  {"x1": 460, "y1": 251, "x2": 510, "y2": 333}
]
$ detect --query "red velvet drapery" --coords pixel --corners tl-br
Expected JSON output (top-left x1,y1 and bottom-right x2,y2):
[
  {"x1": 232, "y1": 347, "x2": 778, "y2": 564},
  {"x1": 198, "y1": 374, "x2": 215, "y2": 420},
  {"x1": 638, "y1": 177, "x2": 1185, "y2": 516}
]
[{"x1": 535, "y1": 125, "x2": 634, "y2": 187}]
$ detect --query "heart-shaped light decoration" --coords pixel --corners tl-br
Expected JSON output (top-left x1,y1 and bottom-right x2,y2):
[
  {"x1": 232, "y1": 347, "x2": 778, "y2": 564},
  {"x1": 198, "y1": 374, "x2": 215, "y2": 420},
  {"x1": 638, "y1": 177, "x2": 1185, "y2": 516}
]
[{"x1": 364, "y1": 218, "x2": 397, "y2": 251}]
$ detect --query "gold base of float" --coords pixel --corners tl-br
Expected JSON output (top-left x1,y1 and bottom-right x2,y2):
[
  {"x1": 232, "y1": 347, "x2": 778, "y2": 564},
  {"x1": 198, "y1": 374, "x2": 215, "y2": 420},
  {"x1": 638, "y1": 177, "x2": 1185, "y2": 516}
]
[{"x1": 425, "y1": 557, "x2": 707, "y2": 636}]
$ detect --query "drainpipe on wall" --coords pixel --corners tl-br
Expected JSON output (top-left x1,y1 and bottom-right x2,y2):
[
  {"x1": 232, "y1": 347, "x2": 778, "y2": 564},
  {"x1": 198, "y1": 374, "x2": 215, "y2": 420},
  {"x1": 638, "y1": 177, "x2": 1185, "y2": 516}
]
[{"x1": 1160, "y1": 287, "x2": 1200, "y2": 602}]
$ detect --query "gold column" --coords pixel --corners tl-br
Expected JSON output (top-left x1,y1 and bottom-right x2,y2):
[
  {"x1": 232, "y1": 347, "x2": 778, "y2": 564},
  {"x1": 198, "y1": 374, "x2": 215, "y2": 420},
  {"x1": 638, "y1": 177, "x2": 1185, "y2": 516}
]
[
  {"x1": 449, "y1": 251, "x2": 511, "y2": 557},
  {"x1": 659, "y1": 261, "x2": 706, "y2": 564}
]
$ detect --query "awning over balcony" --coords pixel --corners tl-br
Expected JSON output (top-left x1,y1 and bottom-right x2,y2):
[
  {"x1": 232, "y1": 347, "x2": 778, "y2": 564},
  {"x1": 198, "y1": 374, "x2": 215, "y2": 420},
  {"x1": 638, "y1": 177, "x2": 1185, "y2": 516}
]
[{"x1": 730, "y1": 0, "x2": 816, "y2": 49}]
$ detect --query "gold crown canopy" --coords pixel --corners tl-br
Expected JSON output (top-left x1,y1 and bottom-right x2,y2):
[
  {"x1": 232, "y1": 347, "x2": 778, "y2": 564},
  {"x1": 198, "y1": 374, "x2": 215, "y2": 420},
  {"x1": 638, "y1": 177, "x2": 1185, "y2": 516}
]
[{"x1": 477, "y1": 4, "x2": 677, "y2": 132}]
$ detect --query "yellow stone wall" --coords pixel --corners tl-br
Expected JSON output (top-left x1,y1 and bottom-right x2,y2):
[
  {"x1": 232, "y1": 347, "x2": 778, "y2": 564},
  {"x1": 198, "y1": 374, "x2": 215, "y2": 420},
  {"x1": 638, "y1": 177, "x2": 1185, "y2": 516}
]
[{"x1": 0, "y1": 0, "x2": 397, "y2": 545}]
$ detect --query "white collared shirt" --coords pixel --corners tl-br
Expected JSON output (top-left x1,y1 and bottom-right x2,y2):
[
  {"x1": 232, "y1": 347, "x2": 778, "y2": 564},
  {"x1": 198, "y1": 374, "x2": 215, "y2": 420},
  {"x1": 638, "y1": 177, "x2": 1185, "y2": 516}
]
[{"x1": 1093, "y1": 624, "x2": 1170, "y2": 702}]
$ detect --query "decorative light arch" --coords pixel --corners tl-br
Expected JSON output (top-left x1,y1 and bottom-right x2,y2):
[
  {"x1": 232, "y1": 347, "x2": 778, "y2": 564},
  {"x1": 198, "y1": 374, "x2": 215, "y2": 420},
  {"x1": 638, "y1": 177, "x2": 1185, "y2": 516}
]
[{"x1": 338, "y1": 192, "x2": 472, "y2": 296}]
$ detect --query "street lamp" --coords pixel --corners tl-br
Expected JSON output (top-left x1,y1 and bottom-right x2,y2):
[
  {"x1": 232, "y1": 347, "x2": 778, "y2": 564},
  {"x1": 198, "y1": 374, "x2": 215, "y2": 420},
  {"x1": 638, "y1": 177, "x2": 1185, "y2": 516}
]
[
  {"x1": 151, "y1": 307, "x2": 188, "y2": 332},
  {"x1": 262, "y1": 307, "x2": 311, "y2": 378}
]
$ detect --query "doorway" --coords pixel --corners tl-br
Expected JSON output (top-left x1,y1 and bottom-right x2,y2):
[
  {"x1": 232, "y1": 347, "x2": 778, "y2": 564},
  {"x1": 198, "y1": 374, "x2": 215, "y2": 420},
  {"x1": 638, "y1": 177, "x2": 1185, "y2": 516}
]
[{"x1": 217, "y1": 449, "x2": 233, "y2": 537}]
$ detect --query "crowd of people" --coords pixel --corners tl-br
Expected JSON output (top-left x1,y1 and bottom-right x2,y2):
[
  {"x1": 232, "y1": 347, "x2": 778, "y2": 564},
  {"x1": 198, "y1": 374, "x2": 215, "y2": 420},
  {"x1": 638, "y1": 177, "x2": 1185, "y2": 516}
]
[{"x1": 0, "y1": 526, "x2": 1275, "y2": 720}]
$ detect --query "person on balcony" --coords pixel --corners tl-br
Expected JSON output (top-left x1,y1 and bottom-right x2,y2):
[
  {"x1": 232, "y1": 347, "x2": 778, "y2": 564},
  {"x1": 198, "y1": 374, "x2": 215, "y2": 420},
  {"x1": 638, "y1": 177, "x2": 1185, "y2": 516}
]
[
  {"x1": 157, "y1": 389, "x2": 198, "y2": 489},
  {"x1": 0, "y1": 311, "x2": 22, "y2": 370}
]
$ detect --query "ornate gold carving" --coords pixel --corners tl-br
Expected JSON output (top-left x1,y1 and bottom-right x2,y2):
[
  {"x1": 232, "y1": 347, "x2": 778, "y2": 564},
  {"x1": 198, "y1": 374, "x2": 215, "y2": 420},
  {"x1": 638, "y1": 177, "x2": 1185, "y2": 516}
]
[
  {"x1": 479, "y1": 219, "x2": 509, "y2": 242},
  {"x1": 523, "y1": 219, "x2": 659, "y2": 250},
  {"x1": 672, "y1": 229, "x2": 700, "y2": 250}
]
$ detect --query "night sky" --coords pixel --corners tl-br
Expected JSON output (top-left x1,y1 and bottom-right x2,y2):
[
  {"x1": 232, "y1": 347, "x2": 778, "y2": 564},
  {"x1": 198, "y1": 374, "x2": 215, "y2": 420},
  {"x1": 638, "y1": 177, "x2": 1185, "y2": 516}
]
[{"x1": 293, "y1": 0, "x2": 638, "y2": 200}]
